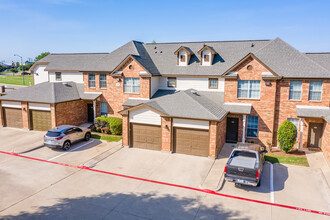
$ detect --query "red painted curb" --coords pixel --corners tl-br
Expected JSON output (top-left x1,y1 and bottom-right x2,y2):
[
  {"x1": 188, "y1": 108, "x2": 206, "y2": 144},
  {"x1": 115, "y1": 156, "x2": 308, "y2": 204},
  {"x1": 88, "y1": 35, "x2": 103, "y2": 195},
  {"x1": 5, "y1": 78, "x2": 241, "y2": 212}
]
[{"x1": 0, "y1": 150, "x2": 329, "y2": 216}]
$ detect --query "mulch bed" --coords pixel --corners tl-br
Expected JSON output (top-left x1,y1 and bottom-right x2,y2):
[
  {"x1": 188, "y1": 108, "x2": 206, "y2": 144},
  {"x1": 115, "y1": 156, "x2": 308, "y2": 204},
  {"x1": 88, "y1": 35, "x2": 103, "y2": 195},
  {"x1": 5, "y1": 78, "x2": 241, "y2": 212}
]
[
  {"x1": 268, "y1": 147, "x2": 306, "y2": 158},
  {"x1": 91, "y1": 132, "x2": 121, "y2": 137}
]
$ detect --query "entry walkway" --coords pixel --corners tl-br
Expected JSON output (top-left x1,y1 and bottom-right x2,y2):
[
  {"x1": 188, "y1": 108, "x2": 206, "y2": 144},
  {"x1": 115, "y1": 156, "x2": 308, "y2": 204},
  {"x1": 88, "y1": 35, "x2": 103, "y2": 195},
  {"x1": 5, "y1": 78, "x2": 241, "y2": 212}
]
[{"x1": 305, "y1": 150, "x2": 330, "y2": 187}]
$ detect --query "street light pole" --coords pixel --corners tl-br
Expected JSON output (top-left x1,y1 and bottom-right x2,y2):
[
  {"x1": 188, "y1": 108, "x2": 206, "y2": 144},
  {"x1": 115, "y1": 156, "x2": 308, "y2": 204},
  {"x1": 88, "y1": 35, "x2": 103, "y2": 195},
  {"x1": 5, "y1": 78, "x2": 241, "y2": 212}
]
[{"x1": 14, "y1": 54, "x2": 24, "y2": 85}]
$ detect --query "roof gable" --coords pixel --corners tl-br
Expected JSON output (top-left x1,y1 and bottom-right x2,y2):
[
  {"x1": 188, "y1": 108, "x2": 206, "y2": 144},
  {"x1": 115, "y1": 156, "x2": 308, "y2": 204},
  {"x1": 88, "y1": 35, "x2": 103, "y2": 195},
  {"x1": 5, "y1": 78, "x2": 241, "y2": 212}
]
[{"x1": 197, "y1": 45, "x2": 217, "y2": 55}]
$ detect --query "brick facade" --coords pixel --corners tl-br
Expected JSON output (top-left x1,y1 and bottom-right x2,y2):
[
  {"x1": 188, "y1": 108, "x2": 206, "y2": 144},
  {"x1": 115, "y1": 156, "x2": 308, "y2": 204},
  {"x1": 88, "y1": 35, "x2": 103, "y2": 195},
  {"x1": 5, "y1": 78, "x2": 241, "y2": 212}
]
[
  {"x1": 55, "y1": 100, "x2": 88, "y2": 126},
  {"x1": 21, "y1": 102, "x2": 29, "y2": 129},
  {"x1": 216, "y1": 118, "x2": 227, "y2": 156},
  {"x1": 0, "y1": 101, "x2": 2, "y2": 127},
  {"x1": 322, "y1": 123, "x2": 330, "y2": 161},
  {"x1": 161, "y1": 117, "x2": 172, "y2": 152},
  {"x1": 122, "y1": 114, "x2": 129, "y2": 146},
  {"x1": 224, "y1": 56, "x2": 330, "y2": 160},
  {"x1": 83, "y1": 58, "x2": 151, "y2": 118}
]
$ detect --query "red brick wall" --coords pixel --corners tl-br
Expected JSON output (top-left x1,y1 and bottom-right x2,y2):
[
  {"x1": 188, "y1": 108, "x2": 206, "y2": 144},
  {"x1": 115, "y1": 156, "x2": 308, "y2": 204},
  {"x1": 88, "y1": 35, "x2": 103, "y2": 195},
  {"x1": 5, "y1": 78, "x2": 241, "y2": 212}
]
[
  {"x1": 21, "y1": 102, "x2": 29, "y2": 129},
  {"x1": 122, "y1": 114, "x2": 129, "y2": 146},
  {"x1": 216, "y1": 118, "x2": 227, "y2": 156},
  {"x1": 322, "y1": 122, "x2": 330, "y2": 161},
  {"x1": 51, "y1": 104, "x2": 56, "y2": 128},
  {"x1": 83, "y1": 58, "x2": 150, "y2": 118},
  {"x1": 274, "y1": 79, "x2": 330, "y2": 147},
  {"x1": 209, "y1": 121, "x2": 217, "y2": 157},
  {"x1": 161, "y1": 117, "x2": 172, "y2": 152},
  {"x1": 224, "y1": 57, "x2": 277, "y2": 146},
  {"x1": 55, "y1": 100, "x2": 88, "y2": 126}
]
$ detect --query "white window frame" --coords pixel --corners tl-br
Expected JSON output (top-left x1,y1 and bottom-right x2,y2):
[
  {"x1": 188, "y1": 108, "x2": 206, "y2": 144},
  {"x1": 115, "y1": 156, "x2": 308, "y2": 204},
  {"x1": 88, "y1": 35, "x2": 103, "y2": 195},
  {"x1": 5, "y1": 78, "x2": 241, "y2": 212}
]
[
  {"x1": 308, "y1": 81, "x2": 322, "y2": 101},
  {"x1": 124, "y1": 77, "x2": 140, "y2": 94},
  {"x1": 99, "y1": 74, "x2": 107, "y2": 89},
  {"x1": 55, "y1": 72, "x2": 61, "y2": 81},
  {"x1": 289, "y1": 81, "x2": 302, "y2": 100},
  {"x1": 101, "y1": 102, "x2": 107, "y2": 116},
  {"x1": 209, "y1": 78, "x2": 218, "y2": 89},
  {"x1": 88, "y1": 73, "x2": 96, "y2": 88},
  {"x1": 247, "y1": 116, "x2": 259, "y2": 138},
  {"x1": 237, "y1": 80, "x2": 261, "y2": 99}
]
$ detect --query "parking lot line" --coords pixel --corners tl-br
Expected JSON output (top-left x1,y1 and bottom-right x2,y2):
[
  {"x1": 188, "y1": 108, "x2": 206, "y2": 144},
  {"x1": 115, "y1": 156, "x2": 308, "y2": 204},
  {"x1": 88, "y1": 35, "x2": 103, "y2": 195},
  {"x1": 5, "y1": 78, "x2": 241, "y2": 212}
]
[
  {"x1": 0, "y1": 150, "x2": 329, "y2": 217},
  {"x1": 270, "y1": 163, "x2": 274, "y2": 203},
  {"x1": 47, "y1": 140, "x2": 94, "y2": 161}
]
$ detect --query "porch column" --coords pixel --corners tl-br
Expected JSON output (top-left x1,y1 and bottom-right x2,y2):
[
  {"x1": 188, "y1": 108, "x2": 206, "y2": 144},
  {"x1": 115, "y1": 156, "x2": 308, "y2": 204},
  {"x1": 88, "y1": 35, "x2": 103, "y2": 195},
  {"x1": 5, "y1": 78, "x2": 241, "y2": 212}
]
[
  {"x1": 93, "y1": 100, "x2": 96, "y2": 123},
  {"x1": 242, "y1": 115, "x2": 246, "y2": 143},
  {"x1": 298, "y1": 118, "x2": 304, "y2": 150}
]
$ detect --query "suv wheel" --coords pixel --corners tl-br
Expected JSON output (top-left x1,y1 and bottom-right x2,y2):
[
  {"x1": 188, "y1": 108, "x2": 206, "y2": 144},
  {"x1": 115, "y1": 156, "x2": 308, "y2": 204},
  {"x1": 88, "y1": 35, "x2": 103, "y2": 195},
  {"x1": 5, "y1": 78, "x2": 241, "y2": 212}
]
[
  {"x1": 84, "y1": 132, "x2": 91, "y2": 141},
  {"x1": 62, "y1": 141, "x2": 71, "y2": 151}
]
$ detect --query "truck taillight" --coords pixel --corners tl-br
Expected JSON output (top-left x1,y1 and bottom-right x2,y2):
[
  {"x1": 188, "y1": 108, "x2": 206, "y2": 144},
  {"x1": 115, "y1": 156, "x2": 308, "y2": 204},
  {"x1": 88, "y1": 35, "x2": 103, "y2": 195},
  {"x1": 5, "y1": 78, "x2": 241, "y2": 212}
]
[
  {"x1": 56, "y1": 137, "x2": 63, "y2": 140},
  {"x1": 224, "y1": 166, "x2": 227, "y2": 174},
  {"x1": 256, "y1": 170, "x2": 260, "y2": 179}
]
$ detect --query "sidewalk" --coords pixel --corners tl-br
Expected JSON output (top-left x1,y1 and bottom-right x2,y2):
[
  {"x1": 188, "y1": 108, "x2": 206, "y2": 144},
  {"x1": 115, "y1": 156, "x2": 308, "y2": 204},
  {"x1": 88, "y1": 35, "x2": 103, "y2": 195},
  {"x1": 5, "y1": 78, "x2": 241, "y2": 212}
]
[{"x1": 305, "y1": 150, "x2": 330, "y2": 187}]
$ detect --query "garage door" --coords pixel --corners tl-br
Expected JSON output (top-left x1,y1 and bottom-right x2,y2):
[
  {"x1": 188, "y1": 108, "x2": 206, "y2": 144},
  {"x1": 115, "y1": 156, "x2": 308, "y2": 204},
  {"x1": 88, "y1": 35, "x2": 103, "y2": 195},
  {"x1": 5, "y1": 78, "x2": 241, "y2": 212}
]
[
  {"x1": 3, "y1": 108, "x2": 23, "y2": 128},
  {"x1": 130, "y1": 123, "x2": 162, "y2": 151},
  {"x1": 174, "y1": 127, "x2": 209, "y2": 157},
  {"x1": 30, "y1": 110, "x2": 51, "y2": 131}
]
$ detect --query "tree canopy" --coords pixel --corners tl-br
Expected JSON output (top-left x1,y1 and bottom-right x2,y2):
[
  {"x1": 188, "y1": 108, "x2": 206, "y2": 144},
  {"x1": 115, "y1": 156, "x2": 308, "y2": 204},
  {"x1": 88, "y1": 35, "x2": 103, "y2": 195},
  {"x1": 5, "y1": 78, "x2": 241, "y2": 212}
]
[{"x1": 34, "y1": 52, "x2": 50, "y2": 62}]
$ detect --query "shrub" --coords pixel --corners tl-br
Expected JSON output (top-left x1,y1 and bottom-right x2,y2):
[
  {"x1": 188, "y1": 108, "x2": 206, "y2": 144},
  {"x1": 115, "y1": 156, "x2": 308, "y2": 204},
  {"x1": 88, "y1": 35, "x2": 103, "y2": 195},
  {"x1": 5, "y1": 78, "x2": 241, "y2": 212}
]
[
  {"x1": 95, "y1": 115, "x2": 109, "y2": 127},
  {"x1": 109, "y1": 117, "x2": 122, "y2": 135},
  {"x1": 277, "y1": 120, "x2": 297, "y2": 153},
  {"x1": 101, "y1": 127, "x2": 111, "y2": 134}
]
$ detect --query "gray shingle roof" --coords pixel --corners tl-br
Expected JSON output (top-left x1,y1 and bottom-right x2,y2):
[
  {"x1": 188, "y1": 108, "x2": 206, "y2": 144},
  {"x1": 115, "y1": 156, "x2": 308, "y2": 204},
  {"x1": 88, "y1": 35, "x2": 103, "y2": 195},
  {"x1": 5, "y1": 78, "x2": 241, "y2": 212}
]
[
  {"x1": 140, "y1": 89, "x2": 227, "y2": 121},
  {"x1": 305, "y1": 53, "x2": 330, "y2": 72},
  {"x1": 223, "y1": 103, "x2": 252, "y2": 114},
  {"x1": 35, "y1": 38, "x2": 330, "y2": 79},
  {"x1": 0, "y1": 82, "x2": 100, "y2": 103},
  {"x1": 296, "y1": 105, "x2": 330, "y2": 123}
]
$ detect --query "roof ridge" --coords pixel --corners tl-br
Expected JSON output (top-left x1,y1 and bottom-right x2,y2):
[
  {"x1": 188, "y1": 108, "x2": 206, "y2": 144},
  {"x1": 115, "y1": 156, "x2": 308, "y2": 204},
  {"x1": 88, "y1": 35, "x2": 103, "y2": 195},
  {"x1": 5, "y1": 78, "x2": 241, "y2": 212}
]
[
  {"x1": 305, "y1": 52, "x2": 330, "y2": 54},
  {"x1": 50, "y1": 53, "x2": 109, "y2": 55},
  {"x1": 144, "y1": 39, "x2": 272, "y2": 45},
  {"x1": 182, "y1": 90, "x2": 220, "y2": 119}
]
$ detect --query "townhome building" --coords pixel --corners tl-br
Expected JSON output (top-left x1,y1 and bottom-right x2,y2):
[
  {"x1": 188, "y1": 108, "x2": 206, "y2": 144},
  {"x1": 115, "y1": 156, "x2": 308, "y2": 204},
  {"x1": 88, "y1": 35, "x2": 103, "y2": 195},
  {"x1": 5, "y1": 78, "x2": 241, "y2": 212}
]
[{"x1": 0, "y1": 38, "x2": 329, "y2": 160}]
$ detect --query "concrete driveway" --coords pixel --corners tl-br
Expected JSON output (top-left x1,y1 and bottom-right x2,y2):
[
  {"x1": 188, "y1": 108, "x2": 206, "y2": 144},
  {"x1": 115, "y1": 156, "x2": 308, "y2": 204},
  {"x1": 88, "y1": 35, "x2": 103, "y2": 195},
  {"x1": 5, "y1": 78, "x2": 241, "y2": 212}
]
[{"x1": 0, "y1": 127, "x2": 329, "y2": 219}]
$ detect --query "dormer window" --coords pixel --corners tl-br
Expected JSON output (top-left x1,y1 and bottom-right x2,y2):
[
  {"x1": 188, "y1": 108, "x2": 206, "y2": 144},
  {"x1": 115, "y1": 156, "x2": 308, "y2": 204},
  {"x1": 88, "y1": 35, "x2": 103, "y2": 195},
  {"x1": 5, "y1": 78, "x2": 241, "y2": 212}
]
[
  {"x1": 174, "y1": 46, "x2": 193, "y2": 66},
  {"x1": 198, "y1": 45, "x2": 217, "y2": 66},
  {"x1": 180, "y1": 55, "x2": 185, "y2": 62}
]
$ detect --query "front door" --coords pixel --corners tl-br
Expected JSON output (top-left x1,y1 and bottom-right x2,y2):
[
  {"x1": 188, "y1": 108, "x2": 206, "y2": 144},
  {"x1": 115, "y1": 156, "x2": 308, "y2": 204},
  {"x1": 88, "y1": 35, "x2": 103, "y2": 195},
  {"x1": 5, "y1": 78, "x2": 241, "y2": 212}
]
[
  {"x1": 87, "y1": 104, "x2": 94, "y2": 123},
  {"x1": 308, "y1": 123, "x2": 323, "y2": 148},
  {"x1": 226, "y1": 117, "x2": 239, "y2": 143}
]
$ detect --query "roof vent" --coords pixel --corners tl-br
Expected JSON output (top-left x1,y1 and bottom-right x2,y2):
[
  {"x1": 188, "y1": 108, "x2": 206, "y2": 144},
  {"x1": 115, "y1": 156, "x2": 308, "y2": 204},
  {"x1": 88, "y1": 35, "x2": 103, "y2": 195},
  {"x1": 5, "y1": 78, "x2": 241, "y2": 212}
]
[
  {"x1": 251, "y1": 43, "x2": 255, "y2": 47},
  {"x1": 160, "y1": 51, "x2": 162, "y2": 53},
  {"x1": 190, "y1": 89, "x2": 199, "y2": 95},
  {"x1": 62, "y1": 82, "x2": 72, "y2": 87},
  {"x1": 154, "y1": 46, "x2": 157, "y2": 49}
]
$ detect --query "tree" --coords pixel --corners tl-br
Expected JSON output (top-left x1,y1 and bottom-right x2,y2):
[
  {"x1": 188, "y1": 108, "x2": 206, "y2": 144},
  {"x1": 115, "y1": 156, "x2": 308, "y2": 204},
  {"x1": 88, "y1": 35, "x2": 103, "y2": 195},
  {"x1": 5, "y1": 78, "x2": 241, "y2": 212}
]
[
  {"x1": 10, "y1": 68, "x2": 18, "y2": 73},
  {"x1": 152, "y1": 40, "x2": 156, "y2": 44},
  {"x1": 34, "y1": 52, "x2": 50, "y2": 62},
  {"x1": 0, "y1": 65, "x2": 3, "y2": 72},
  {"x1": 277, "y1": 120, "x2": 297, "y2": 153}
]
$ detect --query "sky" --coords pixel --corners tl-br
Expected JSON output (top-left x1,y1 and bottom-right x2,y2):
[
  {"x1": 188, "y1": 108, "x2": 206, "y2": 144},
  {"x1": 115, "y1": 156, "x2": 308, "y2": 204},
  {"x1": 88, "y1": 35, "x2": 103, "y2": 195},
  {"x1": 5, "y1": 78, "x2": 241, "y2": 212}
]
[{"x1": 1, "y1": 0, "x2": 330, "y2": 62}]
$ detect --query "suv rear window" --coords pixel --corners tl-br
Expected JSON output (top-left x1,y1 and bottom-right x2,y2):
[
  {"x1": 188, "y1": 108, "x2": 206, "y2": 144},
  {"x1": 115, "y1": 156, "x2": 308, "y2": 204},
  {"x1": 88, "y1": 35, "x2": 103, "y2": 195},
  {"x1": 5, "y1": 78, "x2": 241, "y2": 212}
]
[
  {"x1": 232, "y1": 151, "x2": 256, "y2": 158},
  {"x1": 46, "y1": 131, "x2": 61, "y2": 137}
]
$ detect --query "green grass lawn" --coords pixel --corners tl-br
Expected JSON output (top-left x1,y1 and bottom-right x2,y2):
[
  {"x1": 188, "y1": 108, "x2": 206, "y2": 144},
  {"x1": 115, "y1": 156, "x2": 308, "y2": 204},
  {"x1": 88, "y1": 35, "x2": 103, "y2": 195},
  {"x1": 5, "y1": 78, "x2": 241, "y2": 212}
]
[
  {"x1": 91, "y1": 134, "x2": 123, "y2": 142},
  {"x1": 0, "y1": 75, "x2": 33, "y2": 86},
  {"x1": 265, "y1": 154, "x2": 309, "y2": 167}
]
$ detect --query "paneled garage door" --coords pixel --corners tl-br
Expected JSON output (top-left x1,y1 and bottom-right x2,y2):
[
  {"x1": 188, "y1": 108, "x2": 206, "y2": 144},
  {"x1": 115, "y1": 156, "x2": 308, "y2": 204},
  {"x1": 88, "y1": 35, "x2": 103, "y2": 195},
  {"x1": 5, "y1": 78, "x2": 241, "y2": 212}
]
[
  {"x1": 3, "y1": 108, "x2": 23, "y2": 128},
  {"x1": 130, "y1": 123, "x2": 162, "y2": 151},
  {"x1": 173, "y1": 127, "x2": 209, "y2": 157},
  {"x1": 30, "y1": 110, "x2": 51, "y2": 131}
]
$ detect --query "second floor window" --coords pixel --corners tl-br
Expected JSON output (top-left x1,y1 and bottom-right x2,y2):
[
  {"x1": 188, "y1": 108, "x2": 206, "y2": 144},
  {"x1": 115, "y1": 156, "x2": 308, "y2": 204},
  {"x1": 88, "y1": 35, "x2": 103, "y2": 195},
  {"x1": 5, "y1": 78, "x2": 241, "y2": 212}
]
[
  {"x1": 209, "y1": 78, "x2": 218, "y2": 89},
  {"x1": 309, "y1": 81, "x2": 322, "y2": 101},
  {"x1": 88, "y1": 73, "x2": 95, "y2": 88},
  {"x1": 100, "y1": 74, "x2": 107, "y2": 89},
  {"x1": 124, "y1": 77, "x2": 140, "y2": 93},
  {"x1": 289, "y1": 81, "x2": 302, "y2": 100},
  {"x1": 167, "y1": 77, "x2": 176, "y2": 88},
  {"x1": 55, "y1": 72, "x2": 61, "y2": 81},
  {"x1": 237, "y1": 80, "x2": 260, "y2": 99}
]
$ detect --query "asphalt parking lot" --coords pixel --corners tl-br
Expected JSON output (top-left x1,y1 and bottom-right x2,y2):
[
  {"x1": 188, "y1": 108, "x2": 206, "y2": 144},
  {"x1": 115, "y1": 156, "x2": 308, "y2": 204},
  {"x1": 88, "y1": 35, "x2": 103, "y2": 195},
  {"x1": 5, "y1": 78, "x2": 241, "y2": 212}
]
[{"x1": 0, "y1": 127, "x2": 329, "y2": 219}]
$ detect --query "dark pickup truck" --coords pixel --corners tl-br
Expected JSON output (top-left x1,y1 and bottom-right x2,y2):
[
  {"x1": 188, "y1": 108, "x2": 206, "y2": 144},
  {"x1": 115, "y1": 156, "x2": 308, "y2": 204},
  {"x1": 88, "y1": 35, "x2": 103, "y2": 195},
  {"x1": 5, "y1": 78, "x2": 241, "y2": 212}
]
[{"x1": 224, "y1": 144, "x2": 267, "y2": 187}]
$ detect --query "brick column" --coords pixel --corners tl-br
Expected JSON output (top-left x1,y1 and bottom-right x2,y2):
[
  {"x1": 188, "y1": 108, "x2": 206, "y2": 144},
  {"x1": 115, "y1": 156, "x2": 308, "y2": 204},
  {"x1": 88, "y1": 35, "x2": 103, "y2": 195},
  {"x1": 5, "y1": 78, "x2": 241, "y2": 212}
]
[
  {"x1": 122, "y1": 114, "x2": 129, "y2": 147},
  {"x1": 209, "y1": 121, "x2": 217, "y2": 158},
  {"x1": 161, "y1": 117, "x2": 172, "y2": 152},
  {"x1": 0, "y1": 101, "x2": 3, "y2": 127},
  {"x1": 51, "y1": 104, "x2": 56, "y2": 128},
  {"x1": 21, "y1": 102, "x2": 29, "y2": 129}
]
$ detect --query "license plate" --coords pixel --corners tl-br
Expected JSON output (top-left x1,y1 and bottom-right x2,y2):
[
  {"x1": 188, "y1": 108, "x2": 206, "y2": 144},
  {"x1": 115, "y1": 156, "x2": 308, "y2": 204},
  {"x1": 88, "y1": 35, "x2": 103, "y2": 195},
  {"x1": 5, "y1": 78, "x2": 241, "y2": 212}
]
[{"x1": 236, "y1": 179, "x2": 245, "y2": 184}]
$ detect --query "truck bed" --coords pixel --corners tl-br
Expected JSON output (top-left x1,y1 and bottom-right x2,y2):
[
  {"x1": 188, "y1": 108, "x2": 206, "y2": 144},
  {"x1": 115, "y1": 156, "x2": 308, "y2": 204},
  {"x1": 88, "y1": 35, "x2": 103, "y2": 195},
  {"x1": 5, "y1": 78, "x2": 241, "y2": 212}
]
[{"x1": 229, "y1": 156, "x2": 257, "y2": 169}]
